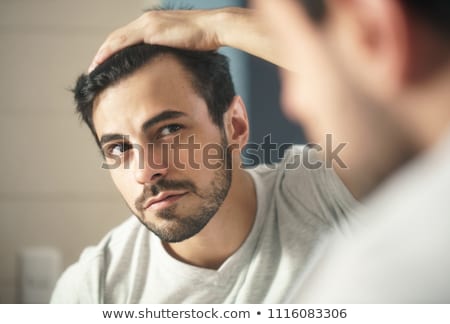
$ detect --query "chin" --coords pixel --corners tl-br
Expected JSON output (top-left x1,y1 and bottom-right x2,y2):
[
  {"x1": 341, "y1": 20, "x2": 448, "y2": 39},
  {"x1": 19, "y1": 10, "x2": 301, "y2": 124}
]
[{"x1": 150, "y1": 223, "x2": 201, "y2": 243}]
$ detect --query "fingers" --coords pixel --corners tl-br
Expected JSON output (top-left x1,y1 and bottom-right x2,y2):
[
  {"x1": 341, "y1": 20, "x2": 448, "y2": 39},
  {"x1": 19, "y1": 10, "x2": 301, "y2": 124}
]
[
  {"x1": 87, "y1": 9, "x2": 218, "y2": 73},
  {"x1": 88, "y1": 21, "x2": 144, "y2": 72},
  {"x1": 89, "y1": 33, "x2": 139, "y2": 73}
]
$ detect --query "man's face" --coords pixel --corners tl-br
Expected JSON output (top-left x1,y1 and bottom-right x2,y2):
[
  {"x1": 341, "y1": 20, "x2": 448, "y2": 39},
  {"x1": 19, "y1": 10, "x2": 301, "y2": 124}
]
[{"x1": 92, "y1": 55, "x2": 232, "y2": 243}]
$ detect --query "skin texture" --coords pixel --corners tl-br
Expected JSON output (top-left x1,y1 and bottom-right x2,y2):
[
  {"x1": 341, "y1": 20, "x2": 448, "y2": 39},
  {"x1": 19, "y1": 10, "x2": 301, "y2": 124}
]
[{"x1": 92, "y1": 54, "x2": 256, "y2": 269}]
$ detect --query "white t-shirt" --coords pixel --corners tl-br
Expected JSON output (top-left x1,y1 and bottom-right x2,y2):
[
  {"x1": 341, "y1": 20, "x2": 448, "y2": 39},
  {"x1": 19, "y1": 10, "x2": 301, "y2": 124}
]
[
  {"x1": 290, "y1": 131, "x2": 450, "y2": 303},
  {"x1": 51, "y1": 146, "x2": 356, "y2": 303}
]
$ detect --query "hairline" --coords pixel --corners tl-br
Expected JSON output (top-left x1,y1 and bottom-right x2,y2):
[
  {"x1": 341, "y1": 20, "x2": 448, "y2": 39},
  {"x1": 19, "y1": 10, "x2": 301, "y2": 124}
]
[{"x1": 90, "y1": 51, "x2": 225, "y2": 151}]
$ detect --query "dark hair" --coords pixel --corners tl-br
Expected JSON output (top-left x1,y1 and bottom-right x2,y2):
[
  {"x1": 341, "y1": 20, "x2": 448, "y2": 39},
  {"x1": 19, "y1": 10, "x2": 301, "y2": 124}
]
[
  {"x1": 299, "y1": 0, "x2": 327, "y2": 22},
  {"x1": 300, "y1": 0, "x2": 450, "y2": 38},
  {"x1": 403, "y1": 0, "x2": 450, "y2": 38},
  {"x1": 73, "y1": 44, "x2": 235, "y2": 148}
]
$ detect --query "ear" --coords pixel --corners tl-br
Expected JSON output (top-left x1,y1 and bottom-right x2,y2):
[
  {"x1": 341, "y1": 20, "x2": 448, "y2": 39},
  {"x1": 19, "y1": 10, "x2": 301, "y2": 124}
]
[
  {"x1": 327, "y1": 0, "x2": 410, "y2": 99},
  {"x1": 223, "y1": 96, "x2": 249, "y2": 149}
]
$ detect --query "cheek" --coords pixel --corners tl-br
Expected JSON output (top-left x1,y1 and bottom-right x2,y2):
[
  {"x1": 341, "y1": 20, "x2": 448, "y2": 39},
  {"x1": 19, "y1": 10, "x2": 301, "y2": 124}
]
[
  {"x1": 171, "y1": 142, "x2": 224, "y2": 186},
  {"x1": 171, "y1": 148, "x2": 205, "y2": 181},
  {"x1": 166, "y1": 140, "x2": 200, "y2": 172},
  {"x1": 169, "y1": 131, "x2": 225, "y2": 171},
  {"x1": 280, "y1": 64, "x2": 353, "y2": 144},
  {"x1": 280, "y1": 69, "x2": 321, "y2": 127},
  {"x1": 280, "y1": 70, "x2": 304, "y2": 123}
]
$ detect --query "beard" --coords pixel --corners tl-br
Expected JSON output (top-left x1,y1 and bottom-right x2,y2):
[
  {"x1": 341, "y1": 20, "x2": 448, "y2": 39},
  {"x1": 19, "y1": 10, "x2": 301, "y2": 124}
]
[{"x1": 132, "y1": 136, "x2": 232, "y2": 243}]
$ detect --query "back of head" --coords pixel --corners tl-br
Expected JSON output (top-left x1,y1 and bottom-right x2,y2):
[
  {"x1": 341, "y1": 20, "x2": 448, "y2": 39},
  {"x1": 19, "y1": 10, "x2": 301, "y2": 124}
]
[
  {"x1": 300, "y1": 0, "x2": 450, "y2": 39},
  {"x1": 73, "y1": 44, "x2": 235, "y2": 148},
  {"x1": 404, "y1": 0, "x2": 450, "y2": 39}
]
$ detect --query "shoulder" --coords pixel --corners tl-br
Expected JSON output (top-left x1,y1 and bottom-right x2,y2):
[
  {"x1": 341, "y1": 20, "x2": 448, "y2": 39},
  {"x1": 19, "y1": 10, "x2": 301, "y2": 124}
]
[
  {"x1": 246, "y1": 145, "x2": 312, "y2": 182},
  {"x1": 78, "y1": 216, "x2": 144, "y2": 265},
  {"x1": 248, "y1": 144, "x2": 343, "y2": 195},
  {"x1": 50, "y1": 216, "x2": 145, "y2": 303}
]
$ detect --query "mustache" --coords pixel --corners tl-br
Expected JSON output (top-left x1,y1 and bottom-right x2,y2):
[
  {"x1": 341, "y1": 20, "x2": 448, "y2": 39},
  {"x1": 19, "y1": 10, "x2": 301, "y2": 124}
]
[{"x1": 135, "y1": 179, "x2": 197, "y2": 211}]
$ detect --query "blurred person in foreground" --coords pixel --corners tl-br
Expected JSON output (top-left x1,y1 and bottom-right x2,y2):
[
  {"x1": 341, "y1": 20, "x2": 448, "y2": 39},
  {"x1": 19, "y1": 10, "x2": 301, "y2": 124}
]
[{"x1": 90, "y1": 0, "x2": 450, "y2": 302}]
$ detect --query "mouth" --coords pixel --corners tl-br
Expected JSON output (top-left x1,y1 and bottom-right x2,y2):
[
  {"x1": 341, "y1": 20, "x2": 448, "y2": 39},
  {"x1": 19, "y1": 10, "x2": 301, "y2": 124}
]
[{"x1": 144, "y1": 191, "x2": 188, "y2": 211}]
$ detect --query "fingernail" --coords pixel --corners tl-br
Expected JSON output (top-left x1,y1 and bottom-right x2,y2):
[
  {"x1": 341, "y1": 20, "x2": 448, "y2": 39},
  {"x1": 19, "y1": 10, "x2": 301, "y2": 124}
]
[
  {"x1": 88, "y1": 63, "x2": 96, "y2": 73},
  {"x1": 95, "y1": 49, "x2": 105, "y2": 61},
  {"x1": 89, "y1": 50, "x2": 104, "y2": 72}
]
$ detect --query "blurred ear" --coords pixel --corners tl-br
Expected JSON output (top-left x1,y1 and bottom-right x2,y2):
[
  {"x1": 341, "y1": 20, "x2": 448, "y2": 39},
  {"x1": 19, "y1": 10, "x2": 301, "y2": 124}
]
[
  {"x1": 223, "y1": 96, "x2": 249, "y2": 149},
  {"x1": 326, "y1": 0, "x2": 410, "y2": 99}
]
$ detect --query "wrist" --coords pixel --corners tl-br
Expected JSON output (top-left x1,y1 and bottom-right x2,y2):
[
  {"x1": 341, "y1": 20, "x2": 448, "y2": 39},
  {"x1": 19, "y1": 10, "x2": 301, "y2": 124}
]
[{"x1": 209, "y1": 7, "x2": 251, "y2": 48}]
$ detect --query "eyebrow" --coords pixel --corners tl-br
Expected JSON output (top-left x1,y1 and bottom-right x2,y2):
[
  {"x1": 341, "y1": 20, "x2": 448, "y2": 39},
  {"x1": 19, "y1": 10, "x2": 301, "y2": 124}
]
[
  {"x1": 99, "y1": 134, "x2": 128, "y2": 147},
  {"x1": 99, "y1": 110, "x2": 187, "y2": 147},
  {"x1": 141, "y1": 110, "x2": 187, "y2": 132}
]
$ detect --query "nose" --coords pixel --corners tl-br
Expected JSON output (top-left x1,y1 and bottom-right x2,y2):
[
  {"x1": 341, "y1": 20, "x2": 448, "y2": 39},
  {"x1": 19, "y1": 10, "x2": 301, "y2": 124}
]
[{"x1": 133, "y1": 144, "x2": 168, "y2": 185}]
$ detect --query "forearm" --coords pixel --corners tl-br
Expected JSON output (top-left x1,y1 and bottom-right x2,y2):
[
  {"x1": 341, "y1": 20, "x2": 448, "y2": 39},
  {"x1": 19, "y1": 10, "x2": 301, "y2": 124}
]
[{"x1": 209, "y1": 7, "x2": 289, "y2": 69}]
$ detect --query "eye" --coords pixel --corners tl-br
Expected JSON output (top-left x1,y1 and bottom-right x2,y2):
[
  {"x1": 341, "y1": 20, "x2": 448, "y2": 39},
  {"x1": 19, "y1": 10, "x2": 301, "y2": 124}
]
[
  {"x1": 158, "y1": 124, "x2": 183, "y2": 138},
  {"x1": 104, "y1": 142, "x2": 132, "y2": 157}
]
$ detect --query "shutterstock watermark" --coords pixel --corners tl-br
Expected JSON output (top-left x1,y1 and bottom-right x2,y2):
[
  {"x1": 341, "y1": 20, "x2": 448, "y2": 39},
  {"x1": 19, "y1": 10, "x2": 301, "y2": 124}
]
[{"x1": 101, "y1": 133, "x2": 348, "y2": 171}]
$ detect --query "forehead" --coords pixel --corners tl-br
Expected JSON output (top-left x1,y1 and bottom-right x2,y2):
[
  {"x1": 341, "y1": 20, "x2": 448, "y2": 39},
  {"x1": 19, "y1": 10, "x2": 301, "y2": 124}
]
[{"x1": 92, "y1": 54, "x2": 210, "y2": 137}]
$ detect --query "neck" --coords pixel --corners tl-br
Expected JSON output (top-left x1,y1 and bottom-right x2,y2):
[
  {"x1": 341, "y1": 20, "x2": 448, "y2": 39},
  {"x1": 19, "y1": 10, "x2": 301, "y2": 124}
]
[
  {"x1": 164, "y1": 168, "x2": 256, "y2": 269},
  {"x1": 398, "y1": 60, "x2": 450, "y2": 153}
]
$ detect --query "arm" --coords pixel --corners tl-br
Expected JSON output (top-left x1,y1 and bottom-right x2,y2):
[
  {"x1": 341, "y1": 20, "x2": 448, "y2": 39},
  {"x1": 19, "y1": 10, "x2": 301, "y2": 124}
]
[{"x1": 89, "y1": 8, "x2": 284, "y2": 72}]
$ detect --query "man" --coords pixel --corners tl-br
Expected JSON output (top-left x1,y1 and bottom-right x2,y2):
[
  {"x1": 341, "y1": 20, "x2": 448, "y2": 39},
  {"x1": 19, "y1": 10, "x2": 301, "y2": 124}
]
[
  {"x1": 51, "y1": 44, "x2": 356, "y2": 303},
  {"x1": 89, "y1": 0, "x2": 450, "y2": 302}
]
